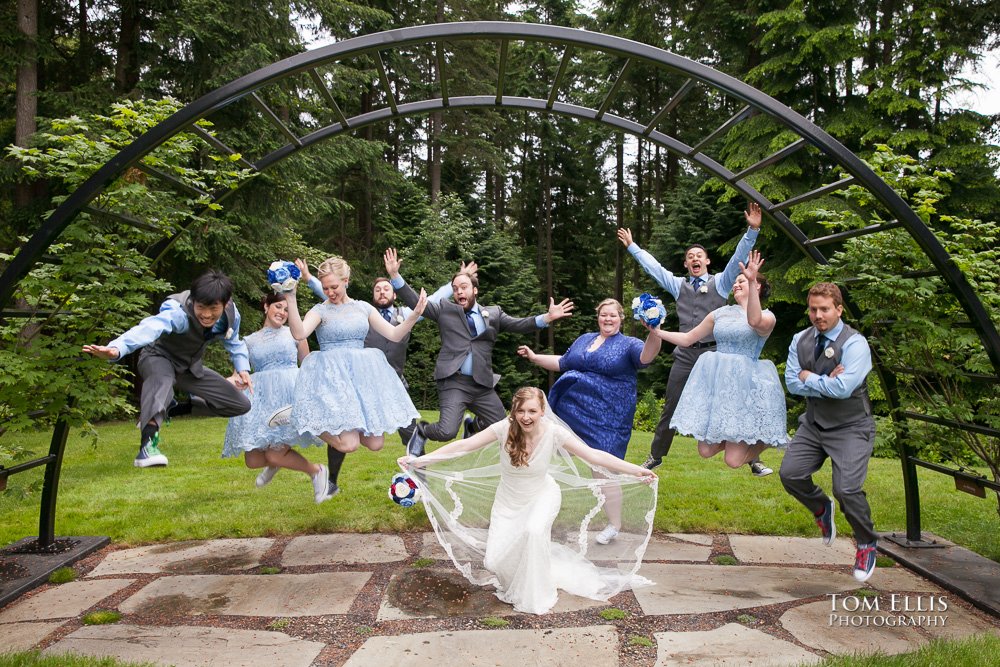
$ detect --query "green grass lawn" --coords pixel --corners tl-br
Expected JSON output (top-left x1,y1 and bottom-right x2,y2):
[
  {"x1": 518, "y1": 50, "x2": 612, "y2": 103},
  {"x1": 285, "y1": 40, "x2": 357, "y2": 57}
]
[{"x1": 1, "y1": 412, "x2": 998, "y2": 563}]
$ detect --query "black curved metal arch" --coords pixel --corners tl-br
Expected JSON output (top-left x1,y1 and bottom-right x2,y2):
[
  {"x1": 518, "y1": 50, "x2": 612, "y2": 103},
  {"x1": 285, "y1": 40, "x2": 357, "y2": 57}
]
[
  {"x1": 3, "y1": 21, "x2": 999, "y2": 375},
  {"x1": 2, "y1": 21, "x2": 998, "y2": 549}
]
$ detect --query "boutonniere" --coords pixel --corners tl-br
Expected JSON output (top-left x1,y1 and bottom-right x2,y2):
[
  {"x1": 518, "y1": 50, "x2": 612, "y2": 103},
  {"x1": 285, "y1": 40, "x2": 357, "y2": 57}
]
[
  {"x1": 481, "y1": 310, "x2": 490, "y2": 319},
  {"x1": 824, "y1": 346, "x2": 835, "y2": 359},
  {"x1": 394, "y1": 314, "x2": 405, "y2": 325},
  {"x1": 698, "y1": 284, "x2": 709, "y2": 294},
  {"x1": 226, "y1": 327, "x2": 234, "y2": 338}
]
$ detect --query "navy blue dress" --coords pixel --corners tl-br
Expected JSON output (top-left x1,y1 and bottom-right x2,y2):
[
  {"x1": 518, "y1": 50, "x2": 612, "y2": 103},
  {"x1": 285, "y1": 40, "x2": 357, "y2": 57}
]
[{"x1": 548, "y1": 332, "x2": 650, "y2": 459}]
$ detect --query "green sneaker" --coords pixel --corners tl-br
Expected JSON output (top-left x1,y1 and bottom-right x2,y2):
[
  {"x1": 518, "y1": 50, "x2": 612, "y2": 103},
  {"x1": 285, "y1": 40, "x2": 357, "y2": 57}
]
[{"x1": 135, "y1": 432, "x2": 168, "y2": 468}]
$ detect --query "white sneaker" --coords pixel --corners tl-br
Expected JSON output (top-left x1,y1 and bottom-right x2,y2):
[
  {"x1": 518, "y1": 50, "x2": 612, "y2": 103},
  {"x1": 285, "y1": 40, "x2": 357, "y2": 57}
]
[
  {"x1": 256, "y1": 466, "x2": 279, "y2": 488},
  {"x1": 267, "y1": 406, "x2": 292, "y2": 427},
  {"x1": 596, "y1": 525, "x2": 619, "y2": 545},
  {"x1": 311, "y1": 465, "x2": 330, "y2": 503}
]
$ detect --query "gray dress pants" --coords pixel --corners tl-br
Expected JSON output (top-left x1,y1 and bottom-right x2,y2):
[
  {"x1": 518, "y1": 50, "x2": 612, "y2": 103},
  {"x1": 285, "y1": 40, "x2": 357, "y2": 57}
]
[
  {"x1": 779, "y1": 415, "x2": 878, "y2": 545},
  {"x1": 137, "y1": 352, "x2": 251, "y2": 429}
]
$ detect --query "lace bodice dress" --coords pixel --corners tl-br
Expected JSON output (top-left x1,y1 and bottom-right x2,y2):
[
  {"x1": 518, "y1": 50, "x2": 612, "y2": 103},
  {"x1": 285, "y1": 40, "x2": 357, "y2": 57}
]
[
  {"x1": 670, "y1": 305, "x2": 788, "y2": 447},
  {"x1": 222, "y1": 326, "x2": 321, "y2": 457},
  {"x1": 291, "y1": 300, "x2": 418, "y2": 437},
  {"x1": 548, "y1": 332, "x2": 650, "y2": 459}
]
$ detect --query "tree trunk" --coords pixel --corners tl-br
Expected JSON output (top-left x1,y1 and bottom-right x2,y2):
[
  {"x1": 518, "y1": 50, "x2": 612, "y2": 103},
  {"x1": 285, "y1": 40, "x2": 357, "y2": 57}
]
[
  {"x1": 429, "y1": 0, "x2": 445, "y2": 205},
  {"x1": 14, "y1": 0, "x2": 38, "y2": 208},
  {"x1": 614, "y1": 134, "x2": 624, "y2": 303},
  {"x1": 116, "y1": 0, "x2": 141, "y2": 95},
  {"x1": 544, "y1": 160, "x2": 554, "y2": 388},
  {"x1": 360, "y1": 84, "x2": 373, "y2": 249}
]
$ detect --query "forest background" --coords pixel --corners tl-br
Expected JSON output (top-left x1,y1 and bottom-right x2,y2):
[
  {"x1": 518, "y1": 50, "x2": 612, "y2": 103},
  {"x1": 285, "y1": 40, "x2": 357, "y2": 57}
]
[{"x1": 2, "y1": 0, "x2": 999, "y2": 469}]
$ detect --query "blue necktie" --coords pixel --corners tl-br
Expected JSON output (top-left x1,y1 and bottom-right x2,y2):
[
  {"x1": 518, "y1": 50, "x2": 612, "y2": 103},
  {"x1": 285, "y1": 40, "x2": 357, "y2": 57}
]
[
  {"x1": 814, "y1": 335, "x2": 828, "y2": 361},
  {"x1": 466, "y1": 311, "x2": 478, "y2": 337},
  {"x1": 379, "y1": 308, "x2": 392, "y2": 323},
  {"x1": 691, "y1": 276, "x2": 702, "y2": 287}
]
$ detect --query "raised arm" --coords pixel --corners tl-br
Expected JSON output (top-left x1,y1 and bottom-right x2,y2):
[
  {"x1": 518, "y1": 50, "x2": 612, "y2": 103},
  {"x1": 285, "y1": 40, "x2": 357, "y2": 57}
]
[
  {"x1": 639, "y1": 327, "x2": 663, "y2": 365},
  {"x1": 283, "y1": 289, "x2": 322, "y2": 341},
  {"x1": 715, "y1": 203, "x2": 761, "y2": 296},
  {"x1": 368, "y1": 289, "x2": 428, "y2": 341},
  {"x1": 295, "y1": 258, "x2": 326, "y2": 302},
  {"x1": 517, "y1": 345, "x2": 563, "y2": 372},
  {"x1": 648, "y1": 311, "x2": 716, "y2": 348},
  {"x1": 740, "y1": 250, "x2": 775, "y2": 336},
  {"x1": 397, "y1": 427, "x2": 497, "y2": 469},
  {"x1": 618, "y1": 227, "x2": 684, "y2": 299}
]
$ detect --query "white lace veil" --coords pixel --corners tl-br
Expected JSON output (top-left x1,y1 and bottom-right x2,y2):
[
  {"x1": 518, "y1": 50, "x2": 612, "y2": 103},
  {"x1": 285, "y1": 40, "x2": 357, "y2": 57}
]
[{"x1": 402, "y1": 392, "x2": 657, "y2": 600}]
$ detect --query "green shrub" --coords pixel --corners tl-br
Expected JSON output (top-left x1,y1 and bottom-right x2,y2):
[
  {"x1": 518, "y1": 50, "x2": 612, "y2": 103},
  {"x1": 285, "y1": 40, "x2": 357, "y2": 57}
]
[
  {"x1": 600, "y1": 608, "x2": 627, "y2": 620},
  {"x1": 714, "y1": 555, "x2": 738, "y2": 565},
  {"x1": 633, "y1": 390, "x2": 664, "y2": 432}
]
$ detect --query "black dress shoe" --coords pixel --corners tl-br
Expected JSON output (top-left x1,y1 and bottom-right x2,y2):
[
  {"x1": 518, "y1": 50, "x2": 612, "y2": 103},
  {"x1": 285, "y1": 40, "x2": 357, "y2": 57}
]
[
  {"x1": 461, "y1": 415, "x2": 478, "y2": 440},
  {"x1": 407, "y1": 421, "x2": 428, "y2": 458}
]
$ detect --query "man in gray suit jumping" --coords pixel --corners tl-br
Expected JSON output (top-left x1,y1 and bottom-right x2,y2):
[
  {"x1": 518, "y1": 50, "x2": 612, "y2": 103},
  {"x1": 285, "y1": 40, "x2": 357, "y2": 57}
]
[{"x1": 385, "y1": 249, "x2": 573, "y2": 456}]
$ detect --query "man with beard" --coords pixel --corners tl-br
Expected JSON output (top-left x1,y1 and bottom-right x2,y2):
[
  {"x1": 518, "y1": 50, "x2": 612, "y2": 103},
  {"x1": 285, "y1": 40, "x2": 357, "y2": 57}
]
[
  {"x1": 365, "y1": 252, "x2": 476, "y2": 446},
  {"x1": 387, "y1": 249, "x2": 574, "y2": 457}
]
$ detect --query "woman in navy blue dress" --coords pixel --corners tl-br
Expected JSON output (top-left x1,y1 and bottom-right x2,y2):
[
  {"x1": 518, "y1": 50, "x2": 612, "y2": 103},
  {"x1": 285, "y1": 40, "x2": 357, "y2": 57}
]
[{"x1": 518, "y1": 298, "x2": 661, "y2": 544}]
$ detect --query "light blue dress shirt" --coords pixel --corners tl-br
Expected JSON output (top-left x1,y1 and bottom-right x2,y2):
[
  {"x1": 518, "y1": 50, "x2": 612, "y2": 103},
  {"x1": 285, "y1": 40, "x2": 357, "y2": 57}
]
[
  {"x1": 108, "y1": 299, "x2": 250, "y2": 373},
  {"x1": 390, "y1": 275, "x2": 547, "y2": 376},
  {"x1": 785, "y1": 318, "x2": 872, "y2": 398},
  {"x1": 627, "y1": 227, "x2": 759, "y2": 300}
]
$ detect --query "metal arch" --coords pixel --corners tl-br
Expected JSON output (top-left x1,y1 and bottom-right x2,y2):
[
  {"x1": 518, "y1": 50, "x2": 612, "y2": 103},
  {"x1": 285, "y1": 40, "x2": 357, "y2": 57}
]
[
  {"x1": 1, "y1": 20, "x2": 998, "y2": 552},
  {"x1": 2, "y1": 21, "x2": 998, "y2": 378}
]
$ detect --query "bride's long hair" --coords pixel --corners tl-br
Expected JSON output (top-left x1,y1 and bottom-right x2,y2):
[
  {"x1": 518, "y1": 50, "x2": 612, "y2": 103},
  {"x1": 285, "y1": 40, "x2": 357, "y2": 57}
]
[{"x1": 506, "y1": 386, "x2": 546, "y2": 468}]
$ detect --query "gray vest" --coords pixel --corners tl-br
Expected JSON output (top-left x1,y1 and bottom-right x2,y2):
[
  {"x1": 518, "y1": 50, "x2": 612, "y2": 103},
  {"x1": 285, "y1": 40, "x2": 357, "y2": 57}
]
[
  {"x1": 796, "y1": 323, "x2": 871, "y2": 429},
  {"x1": 677, "y1": 275, "x2": 728, "y2": 341},
  {"x1": 142, "y1": 290, "x2": 237, "y2": 378},
  {"x1": 364, "y1": 305, "x2": 409, "y2": 389}
]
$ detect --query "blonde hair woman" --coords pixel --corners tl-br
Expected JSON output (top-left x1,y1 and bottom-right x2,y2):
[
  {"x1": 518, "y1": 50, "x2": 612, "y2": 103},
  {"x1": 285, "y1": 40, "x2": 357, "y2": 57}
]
[{"x1": 270, "y1": 257, "x2": 428, "y2": 499}]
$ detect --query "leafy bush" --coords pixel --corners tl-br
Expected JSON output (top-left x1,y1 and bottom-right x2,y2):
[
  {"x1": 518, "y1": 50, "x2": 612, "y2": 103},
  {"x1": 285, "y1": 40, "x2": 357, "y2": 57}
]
[
  {"x1": 633, "y1": 390, "x2": 663, "y2": 432},
  {"x1": 48, "y1": 567, "x2": 76, "y2": 584},
  {"x1": 2, "y1": 99, "x2": 253, "y2": 461},
  {"x1": 814, "y1": 146, "x2": 1000, "y2": 517}
]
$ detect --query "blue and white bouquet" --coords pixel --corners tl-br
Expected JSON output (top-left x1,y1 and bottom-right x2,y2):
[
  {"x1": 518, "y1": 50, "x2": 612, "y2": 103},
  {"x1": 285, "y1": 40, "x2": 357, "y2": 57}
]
[
  {"x1": 267, "y1": 260, "x2": 301, "y2": 293},
  {"x1": 631, "y1": 293, "x2": 667, "y2": 328}
]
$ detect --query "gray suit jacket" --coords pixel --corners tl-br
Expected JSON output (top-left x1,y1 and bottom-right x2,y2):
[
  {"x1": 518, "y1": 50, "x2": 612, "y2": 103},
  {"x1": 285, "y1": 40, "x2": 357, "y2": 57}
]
[{"x1": 397, "y1": 280, "x2": 541, "y2": 388}]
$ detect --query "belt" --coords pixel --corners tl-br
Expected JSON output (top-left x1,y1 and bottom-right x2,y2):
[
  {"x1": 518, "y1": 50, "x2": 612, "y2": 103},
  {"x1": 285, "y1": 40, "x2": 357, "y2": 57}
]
[{"x1": 691, "y1": 341, "x2": 717, "y2": 349}]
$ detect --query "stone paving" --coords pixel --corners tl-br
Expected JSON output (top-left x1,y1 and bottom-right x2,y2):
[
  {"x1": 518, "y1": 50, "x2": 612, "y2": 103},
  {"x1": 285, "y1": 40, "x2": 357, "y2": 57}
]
[{"x1": 1, "y1": 532, "x2": 997, "y2": 666}]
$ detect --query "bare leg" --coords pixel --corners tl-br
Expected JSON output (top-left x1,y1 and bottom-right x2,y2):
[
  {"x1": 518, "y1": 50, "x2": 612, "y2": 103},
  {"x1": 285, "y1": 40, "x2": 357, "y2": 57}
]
[
  {"x1": 359, "y1": 433, "x2": 385, "y2": 451},
  {"x1": 698, "y1": 440, "x2": 726, "y2": 458},
  {"x1": 723, "y1": 441, "x2": 770, "y2": 469},
  {"x1": 320, "y1": 431, "x2": 359, "y2": 453},
  {"x1": 592, "y1": 469, "x2": 623, "y2": 529},
  {"x1": 263, "y1": 446, "x2": 322, "y2": 476},
  {"x1": 244, "y1": 450, "x2": 267, "y2": 469}
]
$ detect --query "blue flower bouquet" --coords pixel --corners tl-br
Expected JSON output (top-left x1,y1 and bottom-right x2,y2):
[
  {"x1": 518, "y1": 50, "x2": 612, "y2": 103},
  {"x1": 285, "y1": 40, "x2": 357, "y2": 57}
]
[
  {"x1": 267, "y1": 261, "x2": 301, "y2": 293},
  {"x1": 631, "y1": 293, "x2": 666, "y2": 328}
]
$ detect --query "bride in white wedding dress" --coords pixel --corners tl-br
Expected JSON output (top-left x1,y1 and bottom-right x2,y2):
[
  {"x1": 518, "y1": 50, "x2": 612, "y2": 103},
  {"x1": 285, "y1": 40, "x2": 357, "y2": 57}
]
[{"x1": 398, "y1": 386, "x2": 658, "y2": 615}]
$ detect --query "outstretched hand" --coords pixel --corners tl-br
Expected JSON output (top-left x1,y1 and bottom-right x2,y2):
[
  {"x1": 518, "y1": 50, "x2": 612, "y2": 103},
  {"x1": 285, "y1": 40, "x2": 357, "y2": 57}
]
[
  {"x1": 745, "y1": 202, "x2": 762, "y2": 230},
  {"x1": 383, "y1": 248, "x2": 402, "y2": 279},
  {"x1": 294, "y1": 258, "x2": 312, "y2": 284},
  {"x1": 545, "y1": 298, "x2": 574, "y2": 323},
  {"x1": 412, "y1": 288, "x2": 428, "y2": 317},
  {"x1": 458, "y1": 260, "x2": 478, "y2": 278},
  {"x1": 517, "y1": 345, "x2": 537, "y2": 362},
  {"x1": 616, "y1": 227, "x2": 634, "y2": 247},
  {"x1": 82, "y1": 344, "x2": 120, "y2": 360},
  {"x1": 739, "y1": 250, "x2": 765, "y2": 283},
  {"x1": 636, "y1": 469, "x2": 657, "y2": 485}
]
